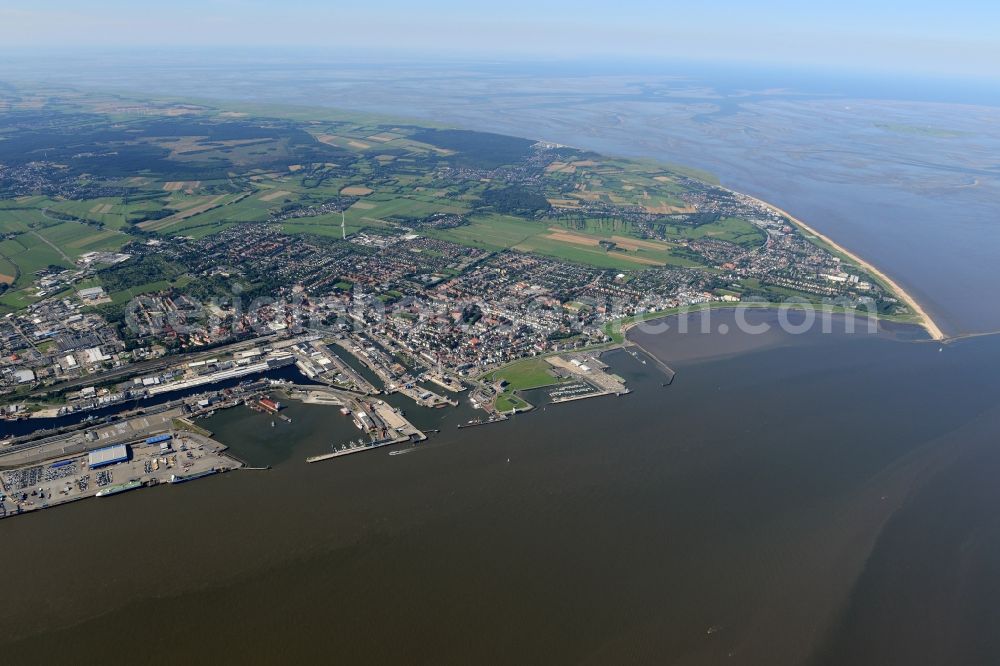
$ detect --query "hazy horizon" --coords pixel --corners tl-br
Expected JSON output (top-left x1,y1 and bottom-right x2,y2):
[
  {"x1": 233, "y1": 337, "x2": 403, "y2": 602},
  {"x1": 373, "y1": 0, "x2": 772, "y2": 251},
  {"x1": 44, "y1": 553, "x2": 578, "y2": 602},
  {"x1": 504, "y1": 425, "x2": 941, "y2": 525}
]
[
  {"x1": 2, "y1": 49, "x2": 999, "y2": 110},
  {"x1": 2, "y1": 1, "x2": 999, "y2": 81}
]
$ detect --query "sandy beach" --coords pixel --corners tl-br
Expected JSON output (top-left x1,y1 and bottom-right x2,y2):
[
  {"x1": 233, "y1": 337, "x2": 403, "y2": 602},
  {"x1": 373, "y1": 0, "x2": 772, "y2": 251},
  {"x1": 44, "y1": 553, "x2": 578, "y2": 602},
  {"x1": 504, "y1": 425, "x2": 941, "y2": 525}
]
[{"x1": 740, "y1": 192, "x2": 946, "y2": 341}]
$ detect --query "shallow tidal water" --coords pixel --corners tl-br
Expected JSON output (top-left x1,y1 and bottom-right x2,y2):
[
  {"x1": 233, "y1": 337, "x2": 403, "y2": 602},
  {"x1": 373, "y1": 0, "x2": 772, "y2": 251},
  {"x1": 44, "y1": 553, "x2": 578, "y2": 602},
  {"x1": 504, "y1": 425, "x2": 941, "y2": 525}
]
[{"x1": 2, "y1": 311, "x2": 999, "y2": 664}]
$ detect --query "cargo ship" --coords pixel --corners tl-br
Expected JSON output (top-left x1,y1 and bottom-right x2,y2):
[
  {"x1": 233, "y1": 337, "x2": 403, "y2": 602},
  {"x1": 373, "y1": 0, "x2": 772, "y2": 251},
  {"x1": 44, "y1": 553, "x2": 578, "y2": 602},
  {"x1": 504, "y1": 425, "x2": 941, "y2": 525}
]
[
  {"x1": 95, "y1": 480, "x2": 143, "y2": 497},
  {"x1": 169, "y1": 469, "x2": 217, "y2": 484}
]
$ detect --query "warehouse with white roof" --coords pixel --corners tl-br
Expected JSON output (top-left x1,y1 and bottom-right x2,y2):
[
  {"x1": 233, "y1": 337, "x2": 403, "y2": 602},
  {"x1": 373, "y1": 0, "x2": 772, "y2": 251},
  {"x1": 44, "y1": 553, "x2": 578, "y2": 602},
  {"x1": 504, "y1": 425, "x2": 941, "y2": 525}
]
[{"x1": 88, "y1": 444, "x2": 129, "y2": 469}]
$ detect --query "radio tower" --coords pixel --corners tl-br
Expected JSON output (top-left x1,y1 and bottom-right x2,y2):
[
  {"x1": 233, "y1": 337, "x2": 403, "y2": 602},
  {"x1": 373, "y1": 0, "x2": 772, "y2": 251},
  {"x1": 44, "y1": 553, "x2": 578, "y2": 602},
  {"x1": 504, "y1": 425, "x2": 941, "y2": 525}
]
[{"x1": 341, "y1": 211, "x2": 346, "y2": 240}]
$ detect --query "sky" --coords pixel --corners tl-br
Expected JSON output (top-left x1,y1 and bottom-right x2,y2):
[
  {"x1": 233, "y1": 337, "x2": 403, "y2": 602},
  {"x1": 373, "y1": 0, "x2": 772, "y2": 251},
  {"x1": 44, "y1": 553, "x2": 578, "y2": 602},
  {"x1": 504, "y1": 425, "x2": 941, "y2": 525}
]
[{"x1": 2, "y1": 1, "x2": 998, "y2": 79}]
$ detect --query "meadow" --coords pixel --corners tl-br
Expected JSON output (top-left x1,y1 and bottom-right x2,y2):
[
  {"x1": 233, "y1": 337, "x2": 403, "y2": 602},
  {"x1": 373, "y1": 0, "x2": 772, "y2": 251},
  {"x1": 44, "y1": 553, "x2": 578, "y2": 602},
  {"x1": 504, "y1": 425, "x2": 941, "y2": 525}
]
[{"x1": 0, "y1": 93, "x2": 765, "y2": 312}]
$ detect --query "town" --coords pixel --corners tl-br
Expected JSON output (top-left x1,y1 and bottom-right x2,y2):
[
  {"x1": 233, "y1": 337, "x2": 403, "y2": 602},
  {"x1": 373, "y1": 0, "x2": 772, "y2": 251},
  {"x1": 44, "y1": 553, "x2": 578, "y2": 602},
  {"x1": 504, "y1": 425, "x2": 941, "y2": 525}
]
[{"x1": 0, "y1": 89, "x2": 914, "y2": 517}]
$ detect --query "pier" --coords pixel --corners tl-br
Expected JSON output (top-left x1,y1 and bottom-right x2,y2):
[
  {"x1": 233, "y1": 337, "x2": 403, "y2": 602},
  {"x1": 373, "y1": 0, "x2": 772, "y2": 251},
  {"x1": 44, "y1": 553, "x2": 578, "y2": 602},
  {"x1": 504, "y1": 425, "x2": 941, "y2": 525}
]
[
  {"x1": 305, "y1": 436, "x2": 410, "y2": 463},
  {"x1": 279, "y1": 383, "x2": 427, "y2": 463},
  {"x1": 625, "y1": 344, "x2": 676, "y2": 384},
  {"x1": 456, "y1": 416, "x2": 508, "y2": 429},
  {"x1": 550, "y1": 390, "x2": 613, "y2": 404}
]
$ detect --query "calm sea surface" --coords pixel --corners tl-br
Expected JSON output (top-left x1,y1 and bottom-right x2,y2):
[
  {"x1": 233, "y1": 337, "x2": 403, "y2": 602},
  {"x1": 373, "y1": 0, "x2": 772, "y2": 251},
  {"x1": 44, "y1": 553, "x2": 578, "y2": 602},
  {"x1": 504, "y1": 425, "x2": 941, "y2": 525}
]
[
  {"x1": 2, "y1": 61, "x2": 999, "y2": 663},
  {"x1": 2, "y1": 311, "x2": 998, "y2": 664}
]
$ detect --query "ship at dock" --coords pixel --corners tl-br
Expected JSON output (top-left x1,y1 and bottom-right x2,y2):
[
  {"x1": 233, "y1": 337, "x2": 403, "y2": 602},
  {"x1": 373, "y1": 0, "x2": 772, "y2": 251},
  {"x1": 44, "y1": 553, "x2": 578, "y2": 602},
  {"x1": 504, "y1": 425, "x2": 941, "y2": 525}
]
[
  {"x1": 169, "y1": 469, "x2": 218, "y2": 484},
  {"x1": 95, "y1": 480, "x2": 143, "y2": 497}
]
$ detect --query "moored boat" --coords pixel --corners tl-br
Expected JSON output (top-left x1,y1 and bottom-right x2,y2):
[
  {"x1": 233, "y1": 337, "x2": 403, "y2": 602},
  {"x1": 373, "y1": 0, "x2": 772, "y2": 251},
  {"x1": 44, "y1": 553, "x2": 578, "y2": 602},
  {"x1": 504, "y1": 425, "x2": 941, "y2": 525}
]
[
  {"x1": 169, "y1": 469, "x2": 217, "y2": 484},
  {"x1": 95, "y1": 480, "x2": 143, "y2": 497}
]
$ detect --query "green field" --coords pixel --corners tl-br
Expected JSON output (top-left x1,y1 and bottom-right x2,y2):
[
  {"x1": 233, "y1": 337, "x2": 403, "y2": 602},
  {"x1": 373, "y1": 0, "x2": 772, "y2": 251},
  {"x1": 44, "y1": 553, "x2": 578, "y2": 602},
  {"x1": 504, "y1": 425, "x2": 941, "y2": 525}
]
[
  {"x1": 484, "y1": 357, "x2": 563, "y2": 391},
  {"x1": 46, "y1": 199, "x2": 132, "y2": 231},
  {"x1": 424, "y1": 214, "x2": 704, "y2": 269},
  {"x1": 0, "y1": 206, "x2": 51, "y2": 231},
  {"x1": 0, "y1": 88, "x2": 813, "y2": 318},
  {"x1": 38, "y1": 221, "x2": 126, "y2": 255},
  {"x1": 344, "y1": 196, "x2": 469, "y2": 224},
  {"x1": 494, "y1": 392, "x2": 530, "y2": 413},
  {"x1": 279, "y1": 218, "x2": 367, "y2": 238},
  {"x1": 0, "y1": 196, "x2": 130, "y2": 287},
  {"x1": 108, "y1": 275, "x2": 193, "y2": 304},
  {"x1": 659, "y1": 216, "x2": 765, "y2": 248},
  {"x1": 0, "y1": 255, "x2": 18, "y2": 281},
  {"x1": 0, "y1": 213, "x2": 129, "y2": 311},
  {"x1": 0, "y1": 234, "x2": 68, "y2": 283},
  {"x1": 483, "y1": 356, "x2": 567, "y2": 413},
  {"x1": 424, "y1": 214, "x2": 541, "y2": 249}
]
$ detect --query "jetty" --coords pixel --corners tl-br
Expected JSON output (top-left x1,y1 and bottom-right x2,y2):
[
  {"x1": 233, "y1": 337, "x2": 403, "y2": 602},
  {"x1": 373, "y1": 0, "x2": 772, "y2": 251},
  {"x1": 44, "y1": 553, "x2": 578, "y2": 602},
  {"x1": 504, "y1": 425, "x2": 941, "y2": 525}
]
[
  {"x1": 306, "y1": 436, "x2": 412, "y2": 463},
  {"x1": 456, "y1": 416, "x2": 508, "y2": 429}
]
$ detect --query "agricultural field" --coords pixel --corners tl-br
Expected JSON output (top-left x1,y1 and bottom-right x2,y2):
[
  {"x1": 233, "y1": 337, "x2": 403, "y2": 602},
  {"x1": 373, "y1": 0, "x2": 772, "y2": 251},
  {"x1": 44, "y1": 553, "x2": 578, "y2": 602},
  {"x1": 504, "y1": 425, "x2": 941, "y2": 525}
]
[
  {"x1": 0, "y1": 255, "x2": 19, "y2": 285},
  {"x1": 0, "y1": 87, "x2": 805, "y2": 314},
  {"x1": 658, "y1": 216, "x2": 765, "y2": 247},
  {"x1": 0, "y1": 90, "x2": 719, "y2": 249},
  {"x1": 0, "y1": 193, "x2": 133, "y2": 305},
  {"x1": 0, "y1": 217, "x2": 128, "y2": 293},
  {"x1": 423, "y1": 214, "x2": 541, "y2": 250},
  {"x1": 425, "y1": 214, "x2": 706, "y2": 269}
]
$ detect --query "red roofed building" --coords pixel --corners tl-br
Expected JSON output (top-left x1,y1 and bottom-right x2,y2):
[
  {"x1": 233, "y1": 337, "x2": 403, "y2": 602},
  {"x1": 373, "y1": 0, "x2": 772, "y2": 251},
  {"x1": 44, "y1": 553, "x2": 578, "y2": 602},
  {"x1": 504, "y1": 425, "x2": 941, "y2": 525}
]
[{"x1": 259, "y1": 398, "x2": 282, "y2": 413}]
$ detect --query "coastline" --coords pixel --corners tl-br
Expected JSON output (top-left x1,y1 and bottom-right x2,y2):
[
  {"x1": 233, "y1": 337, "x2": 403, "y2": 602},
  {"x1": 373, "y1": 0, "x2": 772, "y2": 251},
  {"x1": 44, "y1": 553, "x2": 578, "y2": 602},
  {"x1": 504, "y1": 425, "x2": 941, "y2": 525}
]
[
  {"x1": 526, "y1": 131, "x2": 948, "y2": 344},
  {"x1": 617, "y1": 301, "x2": 902, "y2": 338},
  {"x1": 739, "y1": 191, "x2": 946, "y2": 341}
]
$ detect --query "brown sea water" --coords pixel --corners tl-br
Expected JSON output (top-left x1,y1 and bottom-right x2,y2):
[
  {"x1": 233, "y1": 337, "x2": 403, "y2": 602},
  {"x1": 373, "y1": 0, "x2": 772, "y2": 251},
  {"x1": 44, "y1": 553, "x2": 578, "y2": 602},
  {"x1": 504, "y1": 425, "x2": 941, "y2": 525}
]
[{"x1": 2, "y1": 311, "x2": 999, "y2": 664}]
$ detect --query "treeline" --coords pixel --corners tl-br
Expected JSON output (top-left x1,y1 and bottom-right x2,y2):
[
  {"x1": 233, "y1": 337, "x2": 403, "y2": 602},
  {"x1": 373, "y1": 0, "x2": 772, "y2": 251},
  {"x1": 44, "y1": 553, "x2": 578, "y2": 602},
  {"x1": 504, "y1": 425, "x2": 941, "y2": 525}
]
[
  {"x1": 97, "y1": 255, "x2": 186, "y2": 293},
  {"x1": 407, "y1": 128, "x2": 536, "y2": 169},
  {"x1": 42, "y1": 210, "x2": 104, "y2": 228},
  {"x1": 128, "y1": 209, "x2": 172, "y2": 224},
  {"x1": 479, "y1": 186, "x2": 550, "y2": 214},
  {"x1": 651, "y1": 213, "x2": 721, "y2": 229}
]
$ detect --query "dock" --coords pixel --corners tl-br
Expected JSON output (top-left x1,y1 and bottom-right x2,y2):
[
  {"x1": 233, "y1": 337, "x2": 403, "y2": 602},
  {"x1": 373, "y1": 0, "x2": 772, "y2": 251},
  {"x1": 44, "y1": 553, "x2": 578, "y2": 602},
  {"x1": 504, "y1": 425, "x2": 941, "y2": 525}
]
[
  {"x1": 456, "y1": 416, "x2": 508, "y2": 429},
  {"x1": 281, "y1": 383, "x2": 427, "y2": 463},
  {"x1": 306, "y1": 436, "x2": 410, "y2": 463},
  {"x1": 550, "y1": 390, "x2": 612, "y2": 404},
  {"x1": 626, "y1": 344, "x2": 676, "y2": 383},
  {"x1": 0, "y1": 430, "x2": 242, "y2": 520}
]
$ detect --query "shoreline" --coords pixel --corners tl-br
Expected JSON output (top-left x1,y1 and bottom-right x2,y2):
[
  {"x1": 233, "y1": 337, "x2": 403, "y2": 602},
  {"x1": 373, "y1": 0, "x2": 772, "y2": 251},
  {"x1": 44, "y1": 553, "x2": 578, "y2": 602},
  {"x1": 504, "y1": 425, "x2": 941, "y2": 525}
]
[
  {"x1": 531, "y1": 130, "x2": 946, "y2": 343},
  {"x1": 738, "y1": 191, "x2": 946, "y2": 341},
  {"x1": 616, "y1": 301, "x2": 925, "y2": 341}
]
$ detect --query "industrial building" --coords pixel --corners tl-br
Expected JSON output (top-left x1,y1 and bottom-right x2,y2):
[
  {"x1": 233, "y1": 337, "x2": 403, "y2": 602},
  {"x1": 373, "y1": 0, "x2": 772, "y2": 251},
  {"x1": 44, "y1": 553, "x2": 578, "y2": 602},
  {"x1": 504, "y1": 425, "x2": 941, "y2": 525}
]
[
  {"x1": 259, "y1": 398, "x2": 282, "y2": 413},
  {"x1": 88, "y1": 444, "x2": 130, "y2": 469},
  {"x1": 147, "y1": 433, "x2": 174, "y2": 454}
]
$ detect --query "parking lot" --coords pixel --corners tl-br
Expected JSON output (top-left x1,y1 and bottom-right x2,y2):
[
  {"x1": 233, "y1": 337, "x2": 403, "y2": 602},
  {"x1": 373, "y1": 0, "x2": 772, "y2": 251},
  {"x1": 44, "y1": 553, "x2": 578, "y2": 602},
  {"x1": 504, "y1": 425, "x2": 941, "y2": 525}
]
[{"x1": 0, "y1": 431, "x2": 242, "y2": 519}]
